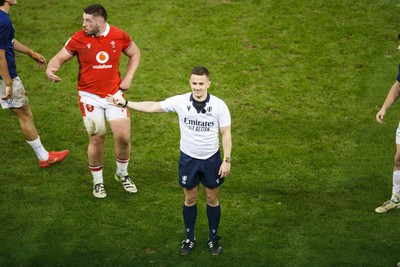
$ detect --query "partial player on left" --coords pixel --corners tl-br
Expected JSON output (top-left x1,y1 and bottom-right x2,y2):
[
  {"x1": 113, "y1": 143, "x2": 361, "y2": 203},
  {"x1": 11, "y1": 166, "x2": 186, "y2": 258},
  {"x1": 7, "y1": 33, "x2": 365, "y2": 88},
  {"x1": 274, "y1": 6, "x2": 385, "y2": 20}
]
[{"x1": 0, "y1": 0, "x2": 68, "y2": 167}]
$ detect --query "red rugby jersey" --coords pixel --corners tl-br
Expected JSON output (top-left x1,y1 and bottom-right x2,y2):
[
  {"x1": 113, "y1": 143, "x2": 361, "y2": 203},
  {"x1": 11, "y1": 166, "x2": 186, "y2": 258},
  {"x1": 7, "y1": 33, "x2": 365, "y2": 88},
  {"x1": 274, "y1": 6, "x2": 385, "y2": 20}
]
[{"x1": 65, "y1": 24, "x2": 133, "y2": 98}]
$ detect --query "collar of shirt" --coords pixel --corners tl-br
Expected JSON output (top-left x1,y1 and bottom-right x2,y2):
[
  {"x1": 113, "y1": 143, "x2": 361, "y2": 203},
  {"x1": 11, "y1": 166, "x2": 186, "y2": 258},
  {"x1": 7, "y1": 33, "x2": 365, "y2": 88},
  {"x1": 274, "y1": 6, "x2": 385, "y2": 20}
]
[
  {"x1": 190, "y1": 93, "x2": 210, "y2": 113},
  {"x1": 100, "y1": 23, "x2": 110, "y2": 37}
]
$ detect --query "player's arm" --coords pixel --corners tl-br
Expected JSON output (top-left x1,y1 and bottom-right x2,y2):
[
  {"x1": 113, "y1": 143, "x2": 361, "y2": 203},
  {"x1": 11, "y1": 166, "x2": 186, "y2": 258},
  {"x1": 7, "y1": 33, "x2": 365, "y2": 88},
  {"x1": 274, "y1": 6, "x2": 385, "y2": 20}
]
[
  {"x1": 13, "y1": 39, "x2": 46, "y2": 68},
  {"x1": 219, "y1": 125, "x2": 232, "y2": 178},
  {"x1": 46, "y1": 47, "x2": 74, "y2": 83},
  {"x1": 0, "y1": 48, "x2": 12, "y2": 100},
  {"x1": 120, "y1": 42, "x2": 141, "y2": 90},
  {"x1": 106, "y1": 94, "x2": 164, "y2": 113},
  {"x1": 376, "y1": 81, "x2": 400, "y2": 124}
]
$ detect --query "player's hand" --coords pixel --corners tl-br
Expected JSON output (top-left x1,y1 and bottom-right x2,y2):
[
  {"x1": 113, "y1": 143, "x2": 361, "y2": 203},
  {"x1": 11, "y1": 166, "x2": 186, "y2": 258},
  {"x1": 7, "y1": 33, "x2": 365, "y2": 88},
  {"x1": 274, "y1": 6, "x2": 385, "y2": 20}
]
[
  {"x1": 106, "y1": 94, "x2": 125, "y2": 107},
  {"x1": 119, "y1": 76, "x2": 132, "y2": 91},
  {"x1": 218, "y1": 162, "x2": 231, "y2": 178},
  {"x1": 46, "y1": 67, "x2": 62, "y2": 83},
  {"x1": 30, "y1": 52, "x2": 47, "y2": 68},
  {"x1": 376, "y1": 109, "x2": 386, "y2": 124},
  {"x1": 1, "y1": 84, "x2": 12, "y2": 100}
]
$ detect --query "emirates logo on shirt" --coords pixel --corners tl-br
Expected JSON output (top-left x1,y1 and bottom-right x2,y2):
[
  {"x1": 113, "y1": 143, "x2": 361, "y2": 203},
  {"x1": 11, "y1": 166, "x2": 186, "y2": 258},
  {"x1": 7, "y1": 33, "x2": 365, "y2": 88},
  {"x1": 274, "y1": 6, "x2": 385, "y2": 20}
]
[{"x1": 96, "y1": 51, "x2": 109, "y2": 64}]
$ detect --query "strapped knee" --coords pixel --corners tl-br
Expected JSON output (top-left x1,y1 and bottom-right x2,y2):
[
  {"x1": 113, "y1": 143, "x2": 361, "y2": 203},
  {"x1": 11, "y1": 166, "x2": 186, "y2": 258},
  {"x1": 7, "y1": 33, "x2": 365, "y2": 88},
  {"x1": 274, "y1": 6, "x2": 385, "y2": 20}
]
[{"x1": 83, "y1": 116, "x2": 106, "y2": 135}]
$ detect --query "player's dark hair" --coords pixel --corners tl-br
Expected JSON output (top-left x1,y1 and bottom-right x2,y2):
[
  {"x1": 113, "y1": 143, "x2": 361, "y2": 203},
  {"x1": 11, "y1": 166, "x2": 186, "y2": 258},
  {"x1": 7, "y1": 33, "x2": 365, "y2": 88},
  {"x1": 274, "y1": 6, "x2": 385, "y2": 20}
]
[
  {"x1": 0, "y1": 1, "x2": 6, "y2": 6},
  {"x1": 191, "y1": 66, "x2": 210, "y2": 78},
  {"x1": 84, "y1": 4, "x2": 107, "y2": 21}
]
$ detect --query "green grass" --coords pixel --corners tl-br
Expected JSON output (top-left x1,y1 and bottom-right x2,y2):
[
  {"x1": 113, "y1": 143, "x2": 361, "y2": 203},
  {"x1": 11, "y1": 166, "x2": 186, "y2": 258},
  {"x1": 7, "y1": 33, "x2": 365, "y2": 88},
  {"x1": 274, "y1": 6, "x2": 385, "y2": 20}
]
[{"x1": 1, "y1": 0, "x2": 400, "y2": 266}]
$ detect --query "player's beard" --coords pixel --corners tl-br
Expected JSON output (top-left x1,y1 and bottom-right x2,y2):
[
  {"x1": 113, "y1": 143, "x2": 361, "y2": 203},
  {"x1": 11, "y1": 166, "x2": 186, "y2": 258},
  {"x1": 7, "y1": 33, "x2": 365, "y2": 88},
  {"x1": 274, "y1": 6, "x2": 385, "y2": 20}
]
[{"x1": 84, "y1": 26, "x2": 100, "y2": 36}]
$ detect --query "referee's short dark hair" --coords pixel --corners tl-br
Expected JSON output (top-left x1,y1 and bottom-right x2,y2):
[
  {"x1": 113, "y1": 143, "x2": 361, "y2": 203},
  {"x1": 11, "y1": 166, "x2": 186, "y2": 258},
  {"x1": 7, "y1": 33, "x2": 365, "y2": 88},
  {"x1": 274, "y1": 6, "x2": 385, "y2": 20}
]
[
  {"x1": 191, "y1": 66, "x2": 210, "y2": 78},
  {"x1": 0, "y1": 1, "x2": 6, "y2": 6}
]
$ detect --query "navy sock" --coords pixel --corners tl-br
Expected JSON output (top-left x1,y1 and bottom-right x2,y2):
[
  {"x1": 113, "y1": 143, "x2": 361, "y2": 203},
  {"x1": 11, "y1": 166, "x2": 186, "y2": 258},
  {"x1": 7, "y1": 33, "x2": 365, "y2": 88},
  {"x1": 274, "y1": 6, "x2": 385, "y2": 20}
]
[
  {"x1": 183, "y1": 204, "x2": 197, "y2": 240},
  {"x1": 207, "y1": 204, "x2": 221, "y2": 240}
]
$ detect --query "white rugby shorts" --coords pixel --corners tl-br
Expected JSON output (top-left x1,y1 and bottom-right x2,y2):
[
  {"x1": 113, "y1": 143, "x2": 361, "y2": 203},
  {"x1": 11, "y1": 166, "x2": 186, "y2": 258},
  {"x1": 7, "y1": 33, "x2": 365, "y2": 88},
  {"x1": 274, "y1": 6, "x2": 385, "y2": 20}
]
[
  {"x1": 78, "y1": 91, "x2": 129, "y2": 135},
  {"x1": 0, "y1": 77, "x2": 28, "y2": 109},
  {"x1": 396, "y1": 122, "x2": 400, "y2": 144}
]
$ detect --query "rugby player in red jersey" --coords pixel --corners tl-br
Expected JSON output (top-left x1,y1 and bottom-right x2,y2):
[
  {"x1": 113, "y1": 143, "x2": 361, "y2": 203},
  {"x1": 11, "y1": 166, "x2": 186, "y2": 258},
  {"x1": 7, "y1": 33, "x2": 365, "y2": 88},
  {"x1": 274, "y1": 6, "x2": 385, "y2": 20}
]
[{"x1": 46, "y1": 4, "x2": 140, "y2": 198}]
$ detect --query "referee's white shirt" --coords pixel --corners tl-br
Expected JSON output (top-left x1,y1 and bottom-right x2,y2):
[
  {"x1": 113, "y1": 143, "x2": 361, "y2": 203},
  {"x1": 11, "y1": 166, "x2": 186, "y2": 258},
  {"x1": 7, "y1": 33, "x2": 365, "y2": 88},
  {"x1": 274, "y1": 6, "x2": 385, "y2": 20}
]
[{"x1": 160, "y1": 93, "x2": 231, "y2": 159}]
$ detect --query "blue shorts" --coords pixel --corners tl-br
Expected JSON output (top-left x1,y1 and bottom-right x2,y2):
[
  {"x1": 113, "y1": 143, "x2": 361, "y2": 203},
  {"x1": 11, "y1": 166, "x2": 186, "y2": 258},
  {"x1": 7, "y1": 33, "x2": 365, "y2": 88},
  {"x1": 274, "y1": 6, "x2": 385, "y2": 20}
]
[{"x1": 179, "y1": 151, "x2": 224, "y2": 189}]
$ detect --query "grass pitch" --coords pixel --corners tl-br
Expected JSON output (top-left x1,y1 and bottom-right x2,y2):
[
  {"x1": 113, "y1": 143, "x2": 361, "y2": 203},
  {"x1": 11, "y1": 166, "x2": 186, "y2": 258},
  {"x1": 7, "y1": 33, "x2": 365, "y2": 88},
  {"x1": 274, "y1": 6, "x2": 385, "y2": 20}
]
[{"x1": 1, "y1": 0, "x2": 400, "y2": 266}]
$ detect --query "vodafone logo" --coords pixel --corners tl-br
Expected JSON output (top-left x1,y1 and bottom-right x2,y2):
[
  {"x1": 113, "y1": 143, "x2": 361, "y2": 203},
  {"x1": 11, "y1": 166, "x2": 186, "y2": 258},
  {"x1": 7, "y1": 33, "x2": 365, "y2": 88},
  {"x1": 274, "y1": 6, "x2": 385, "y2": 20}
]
[
  {"x1": 96, "y1": 51, "x2": 109, "y2": 64},
  {"x1": 93, "y1": 51, "x2": 112, "y2": 69}
]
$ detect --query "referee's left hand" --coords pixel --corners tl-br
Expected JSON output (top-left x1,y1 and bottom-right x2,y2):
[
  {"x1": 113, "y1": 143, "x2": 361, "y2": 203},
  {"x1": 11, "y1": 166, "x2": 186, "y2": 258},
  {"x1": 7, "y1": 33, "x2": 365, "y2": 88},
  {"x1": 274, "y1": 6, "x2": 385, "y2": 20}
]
[{"x1": 219, "y1": 162, "x2": 231, "y2": 178}]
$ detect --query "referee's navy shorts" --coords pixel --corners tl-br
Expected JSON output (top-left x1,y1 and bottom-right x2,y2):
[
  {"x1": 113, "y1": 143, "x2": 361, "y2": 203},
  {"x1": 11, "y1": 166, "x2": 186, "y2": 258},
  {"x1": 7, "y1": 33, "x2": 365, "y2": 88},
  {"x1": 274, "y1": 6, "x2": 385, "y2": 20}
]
[{"x1": 179, "y1": 150, "x2": 224, "y2": 189}]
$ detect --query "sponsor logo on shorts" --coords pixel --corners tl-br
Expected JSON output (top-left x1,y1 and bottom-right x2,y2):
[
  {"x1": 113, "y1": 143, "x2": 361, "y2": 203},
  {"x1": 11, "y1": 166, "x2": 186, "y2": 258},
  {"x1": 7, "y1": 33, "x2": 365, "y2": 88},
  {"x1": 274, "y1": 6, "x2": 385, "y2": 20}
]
[
  {"x1": 182, "y1": 175, "x2": 187, "y2": 185},
  {"x1": 5, "y1": 98, "x2": 13, "y2": 105},
  {"x1": 86, "y1": 104, "x2": 94, "y2": 112}
]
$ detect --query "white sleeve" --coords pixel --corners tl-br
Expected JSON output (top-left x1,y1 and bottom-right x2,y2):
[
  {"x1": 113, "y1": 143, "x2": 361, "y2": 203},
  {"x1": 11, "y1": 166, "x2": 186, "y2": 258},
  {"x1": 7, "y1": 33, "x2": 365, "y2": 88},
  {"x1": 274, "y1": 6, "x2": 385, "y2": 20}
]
[
  {"x1": 159, "y1": 94, "x2": 185, "y2": 112},
  {"x1": 218, "y1": 101, "x2": 231, "y2": 127},
  {"x1": 159, "y1": 96, "x2": 176, "y2": 112}
]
